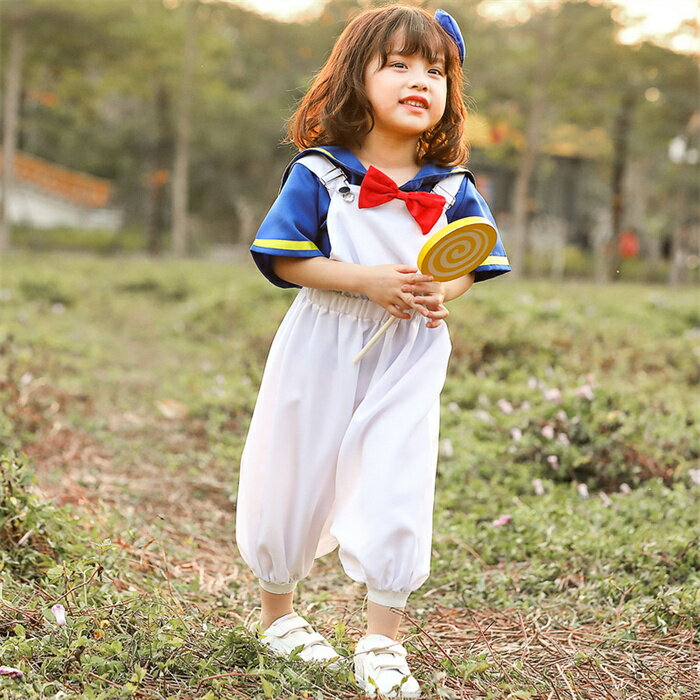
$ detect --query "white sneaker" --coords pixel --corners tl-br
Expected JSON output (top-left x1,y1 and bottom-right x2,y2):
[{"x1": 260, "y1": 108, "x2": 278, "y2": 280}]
[
  {"x1": 354, "y1": 634, "x2": 421, "y2": 698},
  {"x1": 251, "y1": 612, "x2": 341, "y2": 669}
]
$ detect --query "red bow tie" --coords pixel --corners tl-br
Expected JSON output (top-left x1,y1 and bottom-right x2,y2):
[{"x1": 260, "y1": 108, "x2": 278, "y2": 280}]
[{"x1": 358, "y1": 166, "x2": 446, "y2": 235}]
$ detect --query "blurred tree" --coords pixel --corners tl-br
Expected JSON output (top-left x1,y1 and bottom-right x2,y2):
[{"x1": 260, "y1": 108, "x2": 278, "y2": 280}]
[
  {"x1": 0, "y1": 1, "x2": 26, "y2": 251},
  {"x1": 1, "y1": 0, "x2": 121, "y2": 248},
  {"x1": 2, "y1": 0, "x2": 696, "y2": 277},
  {"x1": 172, "y1": 0, "x2": 197, "y2": 256}
]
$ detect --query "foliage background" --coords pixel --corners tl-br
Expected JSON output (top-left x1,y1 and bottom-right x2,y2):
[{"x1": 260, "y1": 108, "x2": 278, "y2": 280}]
[{"x1": 1, "y1": 0, "x2": 698, "y2": 272}]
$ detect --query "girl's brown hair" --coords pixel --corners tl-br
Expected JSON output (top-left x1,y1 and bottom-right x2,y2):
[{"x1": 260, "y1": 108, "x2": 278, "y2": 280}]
[{"x1": 287, "y1": 5, "x2": 468, "y2": 166}]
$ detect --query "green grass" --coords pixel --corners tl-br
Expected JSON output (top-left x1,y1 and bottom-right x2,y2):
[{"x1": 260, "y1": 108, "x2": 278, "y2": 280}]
[{"x1": 0, "y1": 252, "x2": 698, "y2": 698}]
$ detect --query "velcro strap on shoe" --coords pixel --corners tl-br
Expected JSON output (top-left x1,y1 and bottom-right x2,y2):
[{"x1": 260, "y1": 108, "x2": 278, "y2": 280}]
[
  {"x1": 300, "y1": 631, "x2": 331, "y2": 650},
  {"x1": 271, "y1": 614, "x2": 313, "y2": 638},
  {"x1": 368, "y1": 646, "x2": 409, "y2": 672}
]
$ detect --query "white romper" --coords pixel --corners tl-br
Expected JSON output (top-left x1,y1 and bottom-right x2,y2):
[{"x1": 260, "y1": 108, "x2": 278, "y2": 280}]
[{"x1": 236, "y1": 154, "x2": 466, "y2": 607}]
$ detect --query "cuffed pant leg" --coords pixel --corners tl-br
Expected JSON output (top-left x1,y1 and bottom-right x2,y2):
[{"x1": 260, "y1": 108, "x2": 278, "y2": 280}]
[
  {"x1": 367, "y1": 587, "x2": 410, "y2": 608},
  {"x1": 259, "y1": 579, "x2": 298, "y2": 595}
]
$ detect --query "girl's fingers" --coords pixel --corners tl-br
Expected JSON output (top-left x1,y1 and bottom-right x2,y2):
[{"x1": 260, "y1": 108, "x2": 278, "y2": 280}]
[
  {"x1": 424, "y1": 304, "x2": 449, "y2": 321},
  {"x1": 399, "y1": 272, "x2": 433, "y2": 284},
  {"x1": 402, "y1": 282, "x2": 442, "y2": 295},
  {"x1": 411, "y1": 295, "x2": 445, "y2": 310},
  {"x1": 426, "y1": 308, "x2": 449, "y2": 328},
  {"x1": 388, "y1": 304, "x2": 412, "y2": 319}
]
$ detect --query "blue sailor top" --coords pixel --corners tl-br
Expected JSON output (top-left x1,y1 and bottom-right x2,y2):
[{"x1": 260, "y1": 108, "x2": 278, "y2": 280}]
[{"x1": 251, "y1": 146, "x2": 511, "y2": 288}]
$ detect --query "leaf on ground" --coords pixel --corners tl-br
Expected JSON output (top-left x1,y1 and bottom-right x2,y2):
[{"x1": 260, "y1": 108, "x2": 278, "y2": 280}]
[{"x1": 155, "y1": 399, "x2": 189, "y2": 420}]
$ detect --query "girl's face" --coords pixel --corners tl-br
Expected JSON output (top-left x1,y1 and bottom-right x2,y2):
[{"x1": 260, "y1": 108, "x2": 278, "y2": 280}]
[{"x1": 363, "y1": 46, "x2": 447, "y2": 142}]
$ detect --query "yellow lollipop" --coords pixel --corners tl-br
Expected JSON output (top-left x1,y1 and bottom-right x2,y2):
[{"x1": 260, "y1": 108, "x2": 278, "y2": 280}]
[
  {"x1": 417, "y1": 216, "x2": 497, "y2": 281},
  {"x1": 353, "y1": 217, "x2": 497, "y2": 363}
]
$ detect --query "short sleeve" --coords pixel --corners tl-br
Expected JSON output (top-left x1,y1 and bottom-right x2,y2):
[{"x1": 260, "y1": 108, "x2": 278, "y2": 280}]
[
  {"x1": 448, "y1": 177, "x2": 511, "y2": 283},
  {"x1": 250, "y1": 163, "x2": 331, "y2": 288}
]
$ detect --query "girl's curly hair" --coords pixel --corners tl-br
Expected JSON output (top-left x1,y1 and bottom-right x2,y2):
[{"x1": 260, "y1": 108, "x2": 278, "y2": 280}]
[{"x1": 287, "y1": 4, "x2": 468, "y2": 166}]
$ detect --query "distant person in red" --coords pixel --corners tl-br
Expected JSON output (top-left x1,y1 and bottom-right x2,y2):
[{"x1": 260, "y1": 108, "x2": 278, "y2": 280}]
[{"x1": 619, "y1": 230, "x2": 639, "y2": 259}]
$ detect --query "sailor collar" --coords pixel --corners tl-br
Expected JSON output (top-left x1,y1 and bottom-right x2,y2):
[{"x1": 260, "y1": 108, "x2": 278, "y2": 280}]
[{"x1": 283, "y1": 146, "x2": 474, "y2": 191}]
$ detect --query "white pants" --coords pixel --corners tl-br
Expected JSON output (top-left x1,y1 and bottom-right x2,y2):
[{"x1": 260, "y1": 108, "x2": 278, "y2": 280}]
[{"x1": 235, "y1": 288, "x2": 451, "y2": 607}]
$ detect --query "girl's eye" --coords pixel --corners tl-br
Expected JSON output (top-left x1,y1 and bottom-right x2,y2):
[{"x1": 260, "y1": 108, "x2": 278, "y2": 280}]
[
  {"x1": 390, "y1": 62, "x2": 407, "y2": 69},
  {"x1": 428, "y1": 67, "x2": 444, "y2": 76}
]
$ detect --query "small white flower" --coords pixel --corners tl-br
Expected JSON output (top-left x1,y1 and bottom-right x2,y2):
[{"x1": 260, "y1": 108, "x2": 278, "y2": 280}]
[
  {"x1": 689, "y1": 469, "x2": 700, "y2": 486},
  {"x1": 510, "y1": 427, "x2": 523, "y2": 442},
  {"x1": 497, "y1": 399, "x2": 514, "y2": 414},
  {"x1": 439, "y1": 438, "x2": 454, "y2": 459},
  {"x1": 619, "y1": 483, "x2": 631, "y2": 494},
  {"x1": 547, "y1": 455, "x2": 559, "y2": 471},
  {"x1": 577, "y1": 483, "x2": 590, "y2": 499},
  {"x1": 575, "y1": 384, "x2": 594, "y2": 401},
  {"x1": 474, "y1": 410, "x2": 494, "y2": 424},
  {"x1": 520, "y1": 401, "x2": 531, "y2": 410},
  {"x1": 532, "y1": 478, "x2": 545, "y2": 496},
  {"x1": 447, "y1": 401, "x2": 460, "y2": 414},
  {"x1": 557, "y1": 433, "x2": 570, "y2": 446},
  {"x1": 51, "y1": 302, "x2": 65, "y2": 315},
  {"x1": 599, "y1": 492, "x2": 613, "y2": 506},
  {"x1": 544, "y1": 388, "x2": 562, "y2": 403},
  {"x1": 491, "y1": 514, "x2": 512, "y2": 528},
  {"x1": 51, "y1": 603, "x2": 67, "y2": 627},
  {"x1": 541, "y1": 425, "x2": 555, "y2": 440},
  {"x1": 527, "y1": 377, "x2": 539, "y2": 390}
]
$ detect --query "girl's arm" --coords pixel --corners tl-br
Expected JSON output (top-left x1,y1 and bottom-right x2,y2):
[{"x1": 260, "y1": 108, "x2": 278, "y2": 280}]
[
  {"x1": 273, "y1": 256, "x2": 473, "y2": 328},
  {"x1": 272, "y1": 256, "x2": 435, "y2": 321},
  {"x1": 441, "y1": 273, "x2": 475, "y2": 302}
]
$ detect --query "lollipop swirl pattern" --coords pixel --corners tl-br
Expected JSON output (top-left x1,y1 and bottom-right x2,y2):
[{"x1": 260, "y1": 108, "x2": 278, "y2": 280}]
[{"x1": 418, "y1": 217, "x2": 497, "y2": 282}]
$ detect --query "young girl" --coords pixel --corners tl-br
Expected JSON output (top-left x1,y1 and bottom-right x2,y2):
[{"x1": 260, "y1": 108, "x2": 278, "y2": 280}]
[{"x1": 236, "y1": 5, "x2": 510, "y2": 697}]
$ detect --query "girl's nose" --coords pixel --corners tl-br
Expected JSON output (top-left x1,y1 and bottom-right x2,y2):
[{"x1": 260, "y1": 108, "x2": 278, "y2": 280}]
[{"x1": 409, "y1": 77, "x2": 428, "y2": 91}]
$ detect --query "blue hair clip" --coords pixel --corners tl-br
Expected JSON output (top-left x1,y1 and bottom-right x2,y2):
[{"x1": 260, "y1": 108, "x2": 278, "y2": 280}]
[{"x1": 434, "y1": 9, "x2": 466, "y2": 64}]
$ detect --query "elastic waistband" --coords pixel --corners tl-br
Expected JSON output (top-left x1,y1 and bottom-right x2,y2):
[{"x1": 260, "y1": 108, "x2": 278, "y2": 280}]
[{"x1": 302, "y1": 288, "x2": 391, "y2": 322}]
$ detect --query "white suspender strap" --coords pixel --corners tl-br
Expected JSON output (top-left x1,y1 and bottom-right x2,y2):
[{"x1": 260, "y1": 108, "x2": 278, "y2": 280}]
[
  {"x1": 431, "y1": 172, "x2": 466, "y2": 210},
  {"x1": 294, "y1": 153, "x2": 349, "y2": 196}
]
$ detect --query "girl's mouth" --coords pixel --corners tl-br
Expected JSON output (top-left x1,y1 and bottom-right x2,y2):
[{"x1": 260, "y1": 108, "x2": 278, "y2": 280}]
[{"x1": 399, "y1": 97, "x2": 429, "y2": 110}]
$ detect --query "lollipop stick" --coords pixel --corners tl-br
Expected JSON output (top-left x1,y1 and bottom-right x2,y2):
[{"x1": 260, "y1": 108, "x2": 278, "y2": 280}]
[{"x1": 353, "y1": 316, "x2": 397, "y2": 364}]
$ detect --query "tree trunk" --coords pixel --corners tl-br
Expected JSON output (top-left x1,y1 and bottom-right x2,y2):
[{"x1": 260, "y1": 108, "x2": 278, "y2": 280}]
[
  {"x1": 171, "y1": 0, "x2": 196, "y2": 257},
  {"x1": 668, "y1": 182, "x2": 688, "y2": 285},
  {"x1": 0, "y1": 20, "x2": 26, "y2": 251},
  {"x1": 148, "y1": 83, "x2": 171, "y2": 255},
  {"x1": 601, "y1": 92, "x2": 635, "y2": 282},
  {"x1": 508, "y1": 15, "x2": 552, "y2": 279}
]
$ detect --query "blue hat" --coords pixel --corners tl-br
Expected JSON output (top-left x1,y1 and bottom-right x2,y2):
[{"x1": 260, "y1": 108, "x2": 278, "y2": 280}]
[{"x1": 434, "y1": 9, "x2": 466, "y2": 64}]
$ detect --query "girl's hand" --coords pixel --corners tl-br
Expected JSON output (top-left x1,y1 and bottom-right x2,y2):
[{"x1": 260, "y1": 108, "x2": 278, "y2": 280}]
[
  {"x1": 361, "y1": 265, "x2": 434, "y2": 320},
  {"x1": 401, "y1": 279, "x2": 449, "y2": 328}
]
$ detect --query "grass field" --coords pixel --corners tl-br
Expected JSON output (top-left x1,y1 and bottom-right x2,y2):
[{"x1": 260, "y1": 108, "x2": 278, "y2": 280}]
[{"x1": 1, "y1": 252, "x2": 698, "y2": 699}]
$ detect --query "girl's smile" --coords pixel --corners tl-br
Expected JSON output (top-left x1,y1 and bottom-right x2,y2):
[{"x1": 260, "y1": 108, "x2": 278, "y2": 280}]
[{"x1": 363, "y1": 51, "x2": 447, "y2": 140}]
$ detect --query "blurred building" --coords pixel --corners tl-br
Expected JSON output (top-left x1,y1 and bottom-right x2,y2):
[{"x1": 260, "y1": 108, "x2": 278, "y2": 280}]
[{"x1": 0, "y1": 149, "x2": 123, "y2": 231}]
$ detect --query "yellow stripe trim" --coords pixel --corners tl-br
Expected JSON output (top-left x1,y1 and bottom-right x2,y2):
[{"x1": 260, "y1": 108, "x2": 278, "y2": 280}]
[
  {"x1": 253, "y1": 239, "x2": 320, "y2": 252},
  {"x1": 309, "y1": 147, "x2": 335, "y2": 159},
  {"x1": 478, "y1": 255, "x2": 510, "y2": 267}
]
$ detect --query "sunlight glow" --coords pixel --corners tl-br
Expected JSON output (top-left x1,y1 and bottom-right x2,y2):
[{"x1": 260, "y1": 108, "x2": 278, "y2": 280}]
[{"x1": 229, "y1": 0, "x2": 698, "y2": 53}]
